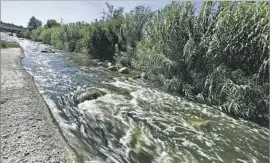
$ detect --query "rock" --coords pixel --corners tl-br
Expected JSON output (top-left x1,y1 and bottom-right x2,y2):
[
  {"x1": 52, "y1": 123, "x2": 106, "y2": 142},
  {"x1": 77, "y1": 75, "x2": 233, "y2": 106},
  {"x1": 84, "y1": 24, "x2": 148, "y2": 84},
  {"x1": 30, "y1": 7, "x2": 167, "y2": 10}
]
[
  {"x1": 118, "y1": 67, "x2": 129, "y2": 74},
  {"x1": 107, "y1": 62, "x2": 112, "y2": 67},
  {"x1": 119, "y1": 76, "x2": 128, "y2": 81},
  {"x1": 24, "y1": 152, "x2": 30, "y2": 156},
  {"x1": 97, "y1": 62, "x2": 103, "y2": 66},
  {"x1": 108, "y1": 66, "x2": 117, "y2": 71},
  {"x1": 196, "y1": 93, "x2": 204, "y2": 102},
  {"x1": 2, "y1": 156, "x2": 8, "y2": 159},
  {"x1": 2, "y1": 134, "x2": 9, "y2": 138},
  {"x1": 201, "y1": 121, "x2": 213, "y2": 132},
  {"x1": 92, "y1": 59, "x2": 100, "y2": 63},
  {"x1": 115, "y1": 63, "x2": 121, "y2": 69},
  {"x1": 133, "y1": 75, "x2": 140, "y2": 79},
  {"x1": 74, "y1": 88, "x2": 106, "y2": 104},
  {"x1": 188, "y1": 117, "x2": 213, "y2": 132},
  {"x1": 41, "y1": 48, "x2": 55, "y2": 53},
  {"x1": 140, "y1": 72, "x2": 147, "y2": 79},
  {"x1": 121, "y1": 88, "x2": 132, "y2": 99}
]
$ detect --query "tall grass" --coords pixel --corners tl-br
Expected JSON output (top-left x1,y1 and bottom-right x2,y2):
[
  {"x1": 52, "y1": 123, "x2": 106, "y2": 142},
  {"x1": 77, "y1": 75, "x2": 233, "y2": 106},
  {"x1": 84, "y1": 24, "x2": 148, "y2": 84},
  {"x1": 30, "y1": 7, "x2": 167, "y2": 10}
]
[{"x1": 0, "y1": 40, "x2": 18, "y2": 49}]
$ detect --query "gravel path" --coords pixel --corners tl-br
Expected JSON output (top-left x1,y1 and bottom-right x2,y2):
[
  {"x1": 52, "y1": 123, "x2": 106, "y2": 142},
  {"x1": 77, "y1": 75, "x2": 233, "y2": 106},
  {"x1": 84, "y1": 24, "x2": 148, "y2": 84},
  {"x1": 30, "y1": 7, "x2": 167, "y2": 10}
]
[{"x1": 1, "y1": 48, "x2": 75, "y2": 163}]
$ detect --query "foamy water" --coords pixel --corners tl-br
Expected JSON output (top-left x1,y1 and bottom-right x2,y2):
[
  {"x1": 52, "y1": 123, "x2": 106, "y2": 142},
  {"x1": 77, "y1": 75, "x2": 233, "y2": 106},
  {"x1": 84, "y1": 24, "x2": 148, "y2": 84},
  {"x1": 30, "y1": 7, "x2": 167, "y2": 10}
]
[{"x1": 2, "y1": 33, "x2": 268, "y2": 163}]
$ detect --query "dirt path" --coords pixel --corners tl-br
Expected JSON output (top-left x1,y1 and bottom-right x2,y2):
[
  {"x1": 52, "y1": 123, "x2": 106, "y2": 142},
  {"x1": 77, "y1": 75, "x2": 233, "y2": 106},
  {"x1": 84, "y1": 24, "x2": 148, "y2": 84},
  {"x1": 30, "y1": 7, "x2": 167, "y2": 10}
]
[{"x1": 1, "y1": 48, "x2": 75, "y2": 163}]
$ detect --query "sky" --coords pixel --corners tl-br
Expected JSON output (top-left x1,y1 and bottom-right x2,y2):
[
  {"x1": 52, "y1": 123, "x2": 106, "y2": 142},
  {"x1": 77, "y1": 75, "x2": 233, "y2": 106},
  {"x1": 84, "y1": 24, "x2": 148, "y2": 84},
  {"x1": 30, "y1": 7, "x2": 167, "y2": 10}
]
[{"x1": 1, "y1": 1, "x2": 203, "y2": 27}]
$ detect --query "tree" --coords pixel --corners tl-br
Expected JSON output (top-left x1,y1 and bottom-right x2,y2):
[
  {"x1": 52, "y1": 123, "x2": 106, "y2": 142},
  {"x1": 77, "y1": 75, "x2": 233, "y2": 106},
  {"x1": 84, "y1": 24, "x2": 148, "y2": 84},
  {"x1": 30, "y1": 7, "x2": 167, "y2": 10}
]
[
  {"x1": 27, "y1": 16, "x2": 42, "y2": 30},
  {"x1": 45, "y1": 19, "x2": 60, "y2": 28},
  {"x1": 105, "y1": 2, "x2": 124, "y2": 20}
]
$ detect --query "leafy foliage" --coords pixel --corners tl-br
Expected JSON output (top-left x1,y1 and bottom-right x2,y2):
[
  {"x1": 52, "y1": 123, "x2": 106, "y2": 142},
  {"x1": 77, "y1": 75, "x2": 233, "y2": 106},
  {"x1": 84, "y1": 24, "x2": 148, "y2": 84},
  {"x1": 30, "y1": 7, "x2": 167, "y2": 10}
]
[
  {"x1": 45, "y1": 19, "x2": 60, "y2": 28},
  {"x1": 133, "y1": 1, "x2": 269, "y2": 126},
  {"x1": 27, "y1": 16, "x2": 42, "y2": 30}
]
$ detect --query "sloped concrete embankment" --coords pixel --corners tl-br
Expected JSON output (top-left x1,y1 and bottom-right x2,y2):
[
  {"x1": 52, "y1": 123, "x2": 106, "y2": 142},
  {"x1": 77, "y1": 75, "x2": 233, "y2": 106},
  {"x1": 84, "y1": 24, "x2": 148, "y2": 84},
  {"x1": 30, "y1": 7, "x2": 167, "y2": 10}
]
[{"x1": 1, "y1": 48, "x2": 75, "y2": 163}]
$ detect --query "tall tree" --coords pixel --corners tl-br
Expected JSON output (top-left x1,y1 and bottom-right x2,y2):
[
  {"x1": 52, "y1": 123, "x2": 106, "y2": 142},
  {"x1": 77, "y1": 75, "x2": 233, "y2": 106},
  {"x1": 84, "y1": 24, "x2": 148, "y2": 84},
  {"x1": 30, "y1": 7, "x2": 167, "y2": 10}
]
[
  {"x1": 45, "y1": 19, "x2": 60, "y2": 28},
  {"x1": 27, "y1": 16, "x2": 42, "y2": 30}
]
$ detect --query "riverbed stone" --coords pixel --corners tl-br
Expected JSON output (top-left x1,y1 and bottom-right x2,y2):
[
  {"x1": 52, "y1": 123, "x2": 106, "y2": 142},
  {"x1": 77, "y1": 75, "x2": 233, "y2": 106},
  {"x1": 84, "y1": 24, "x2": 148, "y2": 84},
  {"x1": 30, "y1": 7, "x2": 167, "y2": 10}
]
[
  {"x1": 140, "y1": 72, "x2": 147, "y2": 79},
  {"x1": 97, "y1": 62, "x2": 103, "y2": 66},
  {"x1": 188, "y1": 117, "x2": 213, "y2": 132},
  {"x1": 108, "y1": 65, "x2": 117, "y2": 71},
  {"x1": 133, "y1": 75, "x2": 140, "y2": 79},
  {"x1": 92, "y1": 59, "x2": 100, "y2": 63},
  {"x1": 74, "y1": 88, "x2": 106, "y2": 104},
  {"x1": 118, "y1": 67, "x2": 129, "y2": 74},
  {"x1": 107, "y1": 62, "x2": 112, "y2": 67},
  {"x1": 41, "y1": 48, "x2": 54, "y2": 53}
]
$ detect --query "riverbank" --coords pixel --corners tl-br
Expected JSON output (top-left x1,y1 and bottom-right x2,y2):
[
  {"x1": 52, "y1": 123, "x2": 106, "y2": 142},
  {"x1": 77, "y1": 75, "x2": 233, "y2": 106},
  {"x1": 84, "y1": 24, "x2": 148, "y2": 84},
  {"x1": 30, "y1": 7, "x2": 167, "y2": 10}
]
[
  {"x1": 72, "y1": 57, "x2": 270, "y2": 128},
  {"x1": 0, "y1": 40, "x2": 19, "y2": 49},
  {"x1": 0, "y1": 48, "x2": 75, "y2": 162}
]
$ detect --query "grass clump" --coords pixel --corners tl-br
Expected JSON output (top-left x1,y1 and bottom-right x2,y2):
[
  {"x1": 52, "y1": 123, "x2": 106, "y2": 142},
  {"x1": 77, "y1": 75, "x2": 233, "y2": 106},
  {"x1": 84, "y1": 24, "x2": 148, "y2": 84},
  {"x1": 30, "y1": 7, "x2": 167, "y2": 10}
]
[
  {"x1": 122, "y1": 88, "x2": 132, "y2": 99},
  {"x1": 0, "y1": 40, "x2": 18, "y2": 49}
]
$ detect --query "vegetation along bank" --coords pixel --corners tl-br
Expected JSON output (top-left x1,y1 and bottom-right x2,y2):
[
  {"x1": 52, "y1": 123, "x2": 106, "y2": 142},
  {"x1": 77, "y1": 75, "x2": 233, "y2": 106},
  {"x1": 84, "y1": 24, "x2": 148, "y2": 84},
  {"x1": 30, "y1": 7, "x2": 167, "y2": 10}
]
[{"x1": 16, "y1": 1, "x2": 269, "y2": 127}]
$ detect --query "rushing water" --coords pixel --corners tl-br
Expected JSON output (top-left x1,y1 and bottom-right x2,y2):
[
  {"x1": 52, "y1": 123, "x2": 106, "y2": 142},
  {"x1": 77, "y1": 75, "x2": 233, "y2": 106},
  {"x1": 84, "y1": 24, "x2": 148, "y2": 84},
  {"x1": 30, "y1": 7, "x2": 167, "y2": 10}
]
[{"x1": 3, "y1": 34, "x2": 269, "y2": 163}]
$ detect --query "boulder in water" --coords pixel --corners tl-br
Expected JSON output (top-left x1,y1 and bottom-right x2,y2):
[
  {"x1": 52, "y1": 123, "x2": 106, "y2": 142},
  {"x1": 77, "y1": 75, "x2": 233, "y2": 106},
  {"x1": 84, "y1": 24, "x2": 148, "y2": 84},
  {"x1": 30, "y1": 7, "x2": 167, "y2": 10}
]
[
  {"x1": 201, "y1": 120, "x2": 213, "y2": 132},
  {"x1": 196, "y1": 93, "x2": 204, "y2": 102},
  {"x1": 107, "y1": 62, "x2": 112, "y2": 67},
  {"x1": 108, "y1": 66, "x2": 117, "y2": 71},
  {"x1": 118, "y1": 67, "x2": 129, "y2": 74},
  {"x1": 41, "y1": 48, "x2": 55, "y2": 53},
  {"x1": 74, "y1": 88, "x2": 106, "y2": 104},
  {"x1": 133, "y1": 75, "x2": 140, "y2": 79},
  {"x1": 97, "y1": 62, "x2": 103, "y2": 66},
  {"x1": 92, "y1": 59, "x2": 100, "y2": 63},
  {"x1": 140, "y1": 72, "x2": 147, "y2": 79},
  {"x1": 120, "y1": 88, "x2": 132, "y2": 99},
  {"x1": 188, "y1": 117, "x2": 213, "y2": 132}
]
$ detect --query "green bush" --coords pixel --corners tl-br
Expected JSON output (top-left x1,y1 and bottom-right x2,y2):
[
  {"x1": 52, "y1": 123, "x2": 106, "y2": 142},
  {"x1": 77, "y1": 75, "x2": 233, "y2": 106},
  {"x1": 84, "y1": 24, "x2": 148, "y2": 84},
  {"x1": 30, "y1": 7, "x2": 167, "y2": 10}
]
[
  {"x1": 88, "y1": 25, "x2": 117, "y2": 60},
  {"x1": 0, "y1": 40, "x2": 18, "y2": 49},
  {"x1": 20, "y1": 30, "x2": 31, "y2": 39},
  {"x1": 133, "y1": 1, "x2": 269, "y2": 126},
  {"x1": 40, "y1": 28, "x2": 52, "y2": 44},
  {"x1": 30, "y1": 27, "x2": 43, "y2": 41}
]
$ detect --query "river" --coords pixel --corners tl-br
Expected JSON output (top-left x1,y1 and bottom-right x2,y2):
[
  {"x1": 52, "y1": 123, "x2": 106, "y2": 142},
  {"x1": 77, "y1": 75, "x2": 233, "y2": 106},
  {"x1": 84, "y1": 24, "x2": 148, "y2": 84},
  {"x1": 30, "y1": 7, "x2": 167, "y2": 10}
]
[{"x1": 2, "y1": 33, "x2": 269, "y2": 163}]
